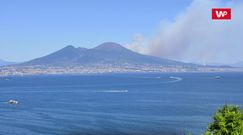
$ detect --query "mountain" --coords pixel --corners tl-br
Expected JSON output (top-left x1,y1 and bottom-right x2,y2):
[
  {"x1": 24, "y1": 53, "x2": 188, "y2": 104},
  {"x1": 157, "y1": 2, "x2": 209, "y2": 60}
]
[
  {"x1": 21, "y1": 42, "x2": 189, "y2": 67},
  {"x1": 0, "y1": 59, "x2": 16, "y2": 66},
  {"x1": 1, "y1": 42, "x2": 240, "y2": 76}
]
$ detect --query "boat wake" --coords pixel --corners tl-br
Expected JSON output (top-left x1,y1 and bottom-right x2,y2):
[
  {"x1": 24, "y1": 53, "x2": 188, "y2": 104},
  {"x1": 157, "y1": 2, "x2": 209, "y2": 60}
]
[
  {"x1": 0, "y1": 101, "x2": 8, "y2": 104},
  {"x1": 137, "y1": 76, "x2": 161, "y2": 79},
  {"x1": 134, "y1": 76, "x2": 182, "y2": 84},
  {"x1": 97, "y1": 90, "x2": 128, "y2": 93},
  {"x1": 166, "y1": 76, "x2": 183, "y2": 83}
]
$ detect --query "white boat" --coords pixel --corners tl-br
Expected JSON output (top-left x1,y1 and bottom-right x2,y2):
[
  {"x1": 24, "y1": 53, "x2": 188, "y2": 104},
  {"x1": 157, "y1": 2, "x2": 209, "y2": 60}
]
[
  {"x1": 214, "y1": 76, "x2": 221, "y2": 79},
  {"x1": 8, "y1": 99, "x2": 18, "y2": 104}
]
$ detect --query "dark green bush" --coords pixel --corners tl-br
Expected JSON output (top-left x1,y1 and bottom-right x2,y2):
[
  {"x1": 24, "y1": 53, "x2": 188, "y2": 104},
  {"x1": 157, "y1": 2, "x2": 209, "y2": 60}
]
[{"x1": 204, "y1": 105, "x2": 243, "y2": 135}]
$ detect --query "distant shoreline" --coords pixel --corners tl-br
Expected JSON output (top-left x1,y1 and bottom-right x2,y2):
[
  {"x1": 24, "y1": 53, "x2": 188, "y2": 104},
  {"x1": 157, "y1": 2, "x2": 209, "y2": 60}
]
[{"x1": 0, "y1": 66, "x2": 243, "y2": 77}]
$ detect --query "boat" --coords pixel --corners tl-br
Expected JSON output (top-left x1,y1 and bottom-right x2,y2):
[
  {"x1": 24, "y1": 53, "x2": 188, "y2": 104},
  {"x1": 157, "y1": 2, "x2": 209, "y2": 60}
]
[
  {"x1": 8, "y1": 99, "x2": 18, "y2": 104},
  {"x1": 214, "y1": 76, "x2": 221, "y2": 79}
]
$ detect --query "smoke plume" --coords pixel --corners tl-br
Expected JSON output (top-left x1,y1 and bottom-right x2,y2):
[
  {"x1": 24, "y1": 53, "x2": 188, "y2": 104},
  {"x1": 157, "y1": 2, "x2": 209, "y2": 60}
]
[{"x1": 126, "y1": 0, "x2": 243, "y2": 65}]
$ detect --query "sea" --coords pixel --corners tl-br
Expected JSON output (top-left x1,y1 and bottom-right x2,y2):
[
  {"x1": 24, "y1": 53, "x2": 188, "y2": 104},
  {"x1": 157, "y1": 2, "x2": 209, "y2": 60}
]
[{"x1": 0, "y1": 72, "x2": 242, "y2": 135}]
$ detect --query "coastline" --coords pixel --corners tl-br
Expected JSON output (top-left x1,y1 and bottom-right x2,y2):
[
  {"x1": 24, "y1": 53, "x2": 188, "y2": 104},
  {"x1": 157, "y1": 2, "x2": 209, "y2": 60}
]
[{"x1": 1, "y1": 65, "x2": 243, "y2": 77}]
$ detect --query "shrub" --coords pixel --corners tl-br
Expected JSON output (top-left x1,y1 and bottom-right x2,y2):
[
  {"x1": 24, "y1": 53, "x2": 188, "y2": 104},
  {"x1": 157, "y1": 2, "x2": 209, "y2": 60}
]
[{"x1": 204, "y1": 105, "x2": 243, "y2": 135}]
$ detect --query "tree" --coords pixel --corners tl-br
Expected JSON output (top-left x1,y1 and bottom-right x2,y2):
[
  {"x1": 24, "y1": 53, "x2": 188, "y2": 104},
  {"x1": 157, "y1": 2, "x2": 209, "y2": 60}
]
[{"x1": 204, "y1": 105, "x2": 243, "y2": 135}]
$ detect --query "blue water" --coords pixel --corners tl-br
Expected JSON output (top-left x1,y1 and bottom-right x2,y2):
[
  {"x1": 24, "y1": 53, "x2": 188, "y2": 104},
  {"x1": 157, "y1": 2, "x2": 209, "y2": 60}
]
[{"x1": 0, "y1": 73, "x2": 243, "y2": 135}]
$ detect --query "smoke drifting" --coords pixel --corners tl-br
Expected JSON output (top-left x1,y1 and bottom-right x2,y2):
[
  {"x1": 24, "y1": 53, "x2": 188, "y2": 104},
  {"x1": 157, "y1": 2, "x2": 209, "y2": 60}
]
[{"x1": 126, "y1": 0, "x2": 243, "y2": 65}]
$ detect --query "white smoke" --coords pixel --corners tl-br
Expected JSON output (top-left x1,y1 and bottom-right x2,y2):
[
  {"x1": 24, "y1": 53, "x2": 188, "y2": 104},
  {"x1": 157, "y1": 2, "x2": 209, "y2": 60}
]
[{"x1": 126, "y1": 0, "x2": 243, "y2": 65}]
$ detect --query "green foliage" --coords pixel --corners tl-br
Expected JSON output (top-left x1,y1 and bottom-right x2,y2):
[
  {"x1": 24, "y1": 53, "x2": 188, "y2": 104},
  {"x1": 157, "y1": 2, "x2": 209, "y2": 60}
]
[{"x1": 204, "y1": 105, "x2": 243, "y2": 135}]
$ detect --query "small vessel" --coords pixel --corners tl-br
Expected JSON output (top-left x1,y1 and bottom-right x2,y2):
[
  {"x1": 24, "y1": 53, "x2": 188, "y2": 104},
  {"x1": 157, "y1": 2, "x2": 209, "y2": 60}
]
[
  {"x1": 8, "y1": 99, "x2": 18, "y2": 104},
  {"x1": 214, "y1": 76, "x2": 221, "y2": 79}
]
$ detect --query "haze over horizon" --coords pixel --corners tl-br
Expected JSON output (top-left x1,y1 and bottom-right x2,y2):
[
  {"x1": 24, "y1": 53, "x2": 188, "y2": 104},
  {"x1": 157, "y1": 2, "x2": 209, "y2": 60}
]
[{"x1": 1, "y1": 0, "x2": 243, "y2": 65}]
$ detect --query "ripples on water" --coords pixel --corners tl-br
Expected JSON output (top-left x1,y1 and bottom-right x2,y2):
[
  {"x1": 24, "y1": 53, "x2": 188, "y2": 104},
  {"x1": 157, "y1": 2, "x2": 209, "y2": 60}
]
[{"x1": 0, "y1": 73, "x2": 243, "y2": 135}]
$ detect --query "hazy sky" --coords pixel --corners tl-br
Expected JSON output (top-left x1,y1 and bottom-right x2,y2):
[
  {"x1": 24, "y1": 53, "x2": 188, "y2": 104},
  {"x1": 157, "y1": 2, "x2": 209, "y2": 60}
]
[
  {"x1": 0, "y1": 0, "x2": 192, "y2": 62},
  {"x1": 1, "y1": 0, "x2": 242, "y2": 65}
]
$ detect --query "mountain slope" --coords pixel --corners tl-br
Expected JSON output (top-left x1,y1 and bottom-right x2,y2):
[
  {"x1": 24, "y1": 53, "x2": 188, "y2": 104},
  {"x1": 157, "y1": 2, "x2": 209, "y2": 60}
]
[
  {"x1": 0, "y1": 59, "x2": 16, "y2": 66},
  {"x1": 21, "y1": 42, "x2": 190, "y2": 67}
]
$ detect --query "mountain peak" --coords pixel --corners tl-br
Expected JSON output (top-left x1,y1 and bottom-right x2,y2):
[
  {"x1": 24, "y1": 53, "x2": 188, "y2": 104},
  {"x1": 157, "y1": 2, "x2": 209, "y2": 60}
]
[
  {"x1": 63, "y1": 45, "x2": 76, "y2": 49},
  {"x1": 94, "y1": 42, "x2": 125, "y2": 50}
]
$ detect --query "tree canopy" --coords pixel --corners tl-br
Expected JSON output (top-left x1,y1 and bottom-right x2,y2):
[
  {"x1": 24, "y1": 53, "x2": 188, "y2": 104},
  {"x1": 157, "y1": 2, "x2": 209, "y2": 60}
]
[{"x1": 204, "y1": 105, "x2": 243, "y2": 135}]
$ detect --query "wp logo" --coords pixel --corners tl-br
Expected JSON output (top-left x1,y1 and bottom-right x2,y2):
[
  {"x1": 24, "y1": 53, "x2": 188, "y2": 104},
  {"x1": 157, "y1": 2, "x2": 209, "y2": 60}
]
[{"x1": 212, "y1": 8, "x2": 231, "y2": 20}]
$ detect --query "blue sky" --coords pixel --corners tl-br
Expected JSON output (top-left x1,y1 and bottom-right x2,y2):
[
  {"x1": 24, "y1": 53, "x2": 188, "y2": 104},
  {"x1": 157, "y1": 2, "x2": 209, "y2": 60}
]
[{"x1": 0, "y1": 0, "x2": 192, "y2": 62}]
